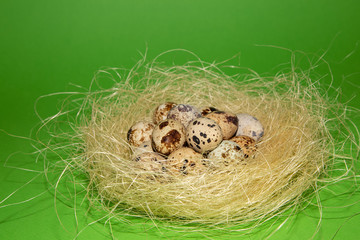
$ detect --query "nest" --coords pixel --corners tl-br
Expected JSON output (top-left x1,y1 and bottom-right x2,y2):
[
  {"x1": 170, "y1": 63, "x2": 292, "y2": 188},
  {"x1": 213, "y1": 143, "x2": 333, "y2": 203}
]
[{"x1": 41, "y1": 56, "x2": 359, "y2": 235}]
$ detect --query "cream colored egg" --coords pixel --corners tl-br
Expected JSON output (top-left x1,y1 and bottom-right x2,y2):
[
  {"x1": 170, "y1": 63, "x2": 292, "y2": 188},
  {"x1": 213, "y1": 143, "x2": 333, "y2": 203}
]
[
  {"x1": 207, "y1": 140, "x2": 246, "y2": 166},
  {"x1": 127, "y1": 121, "x2": 154, "y2": 147},
  {"x1": 186, "y1": 117, "x2": 223, "y2": 153},
  {"x1": 152, "y1": 119, "x2": 186, "y2": 155},
  {"x1": 153, "y1": 102, "x2": 177, "y2": 124},
  {"x1": 206, "y1": 111, "x2": 238, "y2": 140},
  {"x1": 236, "y1": 113, "x2": 264, "y2": 142},
  {"x1": 167, "y1": 147, "x2": 205, "y2": 175}
]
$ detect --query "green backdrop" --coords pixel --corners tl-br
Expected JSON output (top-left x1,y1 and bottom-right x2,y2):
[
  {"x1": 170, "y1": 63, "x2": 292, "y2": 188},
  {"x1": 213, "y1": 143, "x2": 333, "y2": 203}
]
[{"x1": 1, "y1": 1, "x2": 359, "y2": 239}]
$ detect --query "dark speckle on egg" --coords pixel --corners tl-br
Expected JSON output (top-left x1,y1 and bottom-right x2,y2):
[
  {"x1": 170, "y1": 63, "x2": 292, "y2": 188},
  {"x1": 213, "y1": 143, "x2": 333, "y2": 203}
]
[
  {"x1": 159, "y1": 121, "x2": 169, "y2": 129},
  {"x1": 214, "y1": 111, "x2": 226, "y2": 114},
  {"x1": 161, "y1": 130, "x2": 181, "y2": 145},
  {"x1": 200, "y1": 132, "x2": 207, "y2": 138},
  {"x1": 226, "y1": 115, "x2": 239, "y2": 126},
  {"x1": 192, "y1": 135, "x2": 200, "y2": 144},
  {"x1": 127, "y1": 128, "x2": 133, "y2": 141}
]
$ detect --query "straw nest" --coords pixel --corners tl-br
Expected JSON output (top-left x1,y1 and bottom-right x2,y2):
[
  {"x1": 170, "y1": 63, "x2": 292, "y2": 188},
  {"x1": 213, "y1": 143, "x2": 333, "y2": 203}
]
[{"x1": 44, "y1": 56, "x2": 358, "y2": 233}]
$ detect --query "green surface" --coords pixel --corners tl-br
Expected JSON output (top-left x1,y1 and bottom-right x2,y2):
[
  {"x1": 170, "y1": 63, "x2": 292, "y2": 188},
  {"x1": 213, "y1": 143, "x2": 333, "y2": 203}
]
[{"x1": 1, "y1": 0, "x2": 359, "y2": 239}]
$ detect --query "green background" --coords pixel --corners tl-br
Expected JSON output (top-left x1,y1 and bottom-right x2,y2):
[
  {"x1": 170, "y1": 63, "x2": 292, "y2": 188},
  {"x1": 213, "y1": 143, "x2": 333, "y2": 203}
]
[{"x1": 1, "y1": 0, "x2": 359, "y2": 239}]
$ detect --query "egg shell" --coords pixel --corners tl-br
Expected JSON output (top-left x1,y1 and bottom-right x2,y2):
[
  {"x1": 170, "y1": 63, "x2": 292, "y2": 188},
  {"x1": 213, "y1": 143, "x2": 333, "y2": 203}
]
[
  {"x1": 133, "y1": 140, "x2": 154, "y2": 157},
  {"x1": 134, "y1": 152, "x2": 167, "y2": 172},
  {"x1": 167, "y1": 147, "x2": 205, "y2": 175},
  {"x1": 167, "y1": 104, "x2": 202, "y2": 127},
  {"x1": 230, "y1": 135, "x2": 257, "y2": 158},
  {"x1": 152, "y1": 119, "x2": 186, "y2": 155},
  {"x1": 236, "y1": 113, "x2": 264, "y2": 142},
  {"x1": 207, "y1": 140, "x2": 246, "y2": 166},
  {"x1": 206, "y1": 111, "x2": 238, "y2": 140},
  {"x1": 186, "y1": 117, "x2": 223, "y2": 153},
  {"x1": 153, "y1": 102, "x2": 177, "y2": 124},
  {"x1": 200, "y1": 106, "x2": 218, "y2": 116},
  {"x1": 127, "y1": 121, "x2": 155, "y2": 147}
]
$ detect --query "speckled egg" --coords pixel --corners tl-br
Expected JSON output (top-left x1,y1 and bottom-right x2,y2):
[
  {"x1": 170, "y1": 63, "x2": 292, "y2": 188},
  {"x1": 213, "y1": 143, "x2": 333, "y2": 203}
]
[
  {"x1": 207, "y1": 140, "x2": 246, "y2": 166},
  {"x1": 167, "y1": 147, "x2": 205, "y2": 175},
  {"x1": 206, "y1": 111, "x2": 238, "y2": 140},
  {"x1": 236, "y1": 113, "x2": 264, "y2": 142},
  {"x1": 230, "y1": 135, "x2": 257, "y2": 158},
  {"x1": 127, "y1": 121, "x2": 155, "y2": 147},
  {"x1": 134, "y1": 152, "x2": 166, "y2": 172},
  {"x1": 152, "y1": 119, "x2": 186, "y2": 155},
  {"x1": 167, "y1": 104, "x2": 202, "y2": 127},
  {"x1": 132, "y1": 140, "x2": 153, "y2": 157},
  {"x1": 186, "y1": 117, "x2": 223, "y2": 153},
  {"x1": 200, "y1": 106, "x2": 218, "y2": 116},
  {"x1": 153, "y1": 102, "x2": 177, "y2": 124}
]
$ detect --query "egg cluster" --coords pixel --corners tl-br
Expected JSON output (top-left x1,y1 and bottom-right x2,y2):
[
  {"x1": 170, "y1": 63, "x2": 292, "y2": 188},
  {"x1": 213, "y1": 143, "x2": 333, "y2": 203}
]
[{"x1": 127, "y1": 102, "x2": 264, "y2": 176}]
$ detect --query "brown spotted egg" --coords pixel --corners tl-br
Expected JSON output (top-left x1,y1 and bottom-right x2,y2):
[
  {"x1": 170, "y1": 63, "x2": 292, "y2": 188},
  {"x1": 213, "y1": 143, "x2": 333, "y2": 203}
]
[
  {"x1": 207, "y1": 140, "x2": 246, "y2": 166},
  {"x1": 206, "y1": 111, "x2": 238, "y2": 140},
  {"x1": 167, "y1": 147, "x2": 205, "y2": 175},
  {"x1": 132, "y1": 140, "x2": 153, "y2": 157},
  {"x1": 167, "y1": 104, "x2": 202, "y2": 127},
  {"x1": 153, "y1": 102, "x2": 177, "y2": 124},
  {"x1": 186, "y1": 117, "x2": 223, "y2": 153},
  {"x1": 127, "y1": 121, "x2": 154, "y2": 147},
  {"x1": 152, "y1": 119, "x2": 186, "y2": 155},
  {"x1": 236, "y1": 113, "x2": 264, "y2": 142},
  {"x1": 230, "y1": 135, "x2": 257, "y2": 158},
  {"x1": 134, "y1": 152, "x2": 166, "y2": 172}
]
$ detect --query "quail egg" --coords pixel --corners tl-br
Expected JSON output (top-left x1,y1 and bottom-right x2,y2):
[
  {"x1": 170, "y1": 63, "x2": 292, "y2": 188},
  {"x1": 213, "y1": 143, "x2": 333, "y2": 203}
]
[
  {"x1": 127, "y1": 121, "x2": 154, "y2": 147},
  {"x1": 167, "y1": 147, "x2": 205, "y2": 175},
  {"x1": 230, "y1": 135, "x2": 257, "y2": 158},
  {"x1": 207, "y1": 140, "x2": 246, "y2": 166},
  {"x1": 206, "y1": 111, "x2": 238, "y2": 140},
  {"x1": 152, "y1": 119, "x2": 186, "y2": 155},
  {"x1": 186, "y1": 117, "x2": 223, "y2": 153},
  {"x1": 167, "y1": 104, "x2": 202, "y2": 127},
  {"x1": 153, "y1": 102, "x2": 177, "y2": 124},
  {"x1": 236, "y1": 113, "x2": 264, "y2": 142},
  {"x1": 200, "y1": 106, "x2": 218, "y2": 116},
  {"x1": 134, "y1": 152, "x2": 166, "y2": 172}
]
